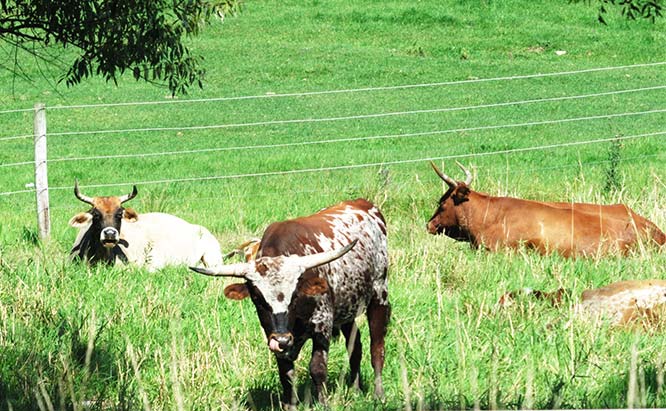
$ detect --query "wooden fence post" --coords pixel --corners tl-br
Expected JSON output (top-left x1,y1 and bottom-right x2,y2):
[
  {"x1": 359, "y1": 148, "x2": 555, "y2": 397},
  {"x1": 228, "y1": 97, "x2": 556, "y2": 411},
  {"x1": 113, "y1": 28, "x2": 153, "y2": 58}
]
[{"x1": 34, "y1": 103, "x2": 50, "y2": 239}]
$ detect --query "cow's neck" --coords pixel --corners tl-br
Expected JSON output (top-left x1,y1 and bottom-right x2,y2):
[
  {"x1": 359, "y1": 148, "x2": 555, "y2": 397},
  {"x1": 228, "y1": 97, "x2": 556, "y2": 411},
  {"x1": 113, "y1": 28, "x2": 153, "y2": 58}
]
[{"x1": 455, "y1": 191, "x2": 494, "y2": 244}]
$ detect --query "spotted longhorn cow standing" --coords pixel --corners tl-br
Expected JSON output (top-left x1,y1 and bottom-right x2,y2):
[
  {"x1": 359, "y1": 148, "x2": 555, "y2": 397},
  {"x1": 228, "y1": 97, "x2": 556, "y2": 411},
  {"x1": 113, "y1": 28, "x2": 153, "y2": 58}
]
[
  {"x1": 69, "y1": 182, "x2": 223, "y2": 271},
  {"x1": 191, "y1": 199, "x2": 389, "y2": 408},
  {"x1": 427, "y1": 161, "x2": 665, "y2": 257}
]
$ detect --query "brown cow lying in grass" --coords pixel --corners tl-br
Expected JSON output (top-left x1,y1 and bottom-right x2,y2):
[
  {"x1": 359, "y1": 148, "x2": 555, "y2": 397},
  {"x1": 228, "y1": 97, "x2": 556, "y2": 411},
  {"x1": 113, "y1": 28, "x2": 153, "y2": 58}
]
[
  {"x1": 498, "y1": 280, "x2": 666, "y2": 327},
  {"x1": 222, "y1": 238, "x2": 261, "y2": 262},
  {"x1": 427, "y1": 161, "x2": 665, "y2": 257}
]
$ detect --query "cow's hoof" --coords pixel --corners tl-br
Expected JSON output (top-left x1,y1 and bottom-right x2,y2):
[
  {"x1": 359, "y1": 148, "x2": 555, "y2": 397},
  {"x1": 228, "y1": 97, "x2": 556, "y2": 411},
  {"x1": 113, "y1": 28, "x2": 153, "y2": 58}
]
[
  {"x1": 351, "y1": 378, "x2": 361, "y2": 391},
  {"x1": 374, "y1": 385, "x2": 385, "y2": 401}
]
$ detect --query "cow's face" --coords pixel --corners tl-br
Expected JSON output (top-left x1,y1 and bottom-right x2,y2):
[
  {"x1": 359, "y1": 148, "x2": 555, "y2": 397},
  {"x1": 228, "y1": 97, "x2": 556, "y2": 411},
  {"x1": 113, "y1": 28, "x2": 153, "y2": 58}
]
[
  {"x1": 227, "y1": 257, "x2": 330, "y2": 354},
  {"x1": 69, "y1": 182, "x2": 138, "y2": 248},
  {"x1": 427, "y1": 161, "x2": 473, "y2": 237},
  {"x1": 190, "y1": 240, "x2": 357, "y2": 355},
  {"x1": 427, "y1": 187, "x2": 470, "y2": 236}
]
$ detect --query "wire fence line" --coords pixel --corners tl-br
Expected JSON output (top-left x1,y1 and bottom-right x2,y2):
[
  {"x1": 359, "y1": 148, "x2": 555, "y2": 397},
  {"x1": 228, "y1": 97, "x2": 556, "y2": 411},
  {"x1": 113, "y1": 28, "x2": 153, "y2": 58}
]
[
  {"x1": 1, "y1": 129, "x2": 662, "y2": 197},
  {"x1": 8, "y1": 152, "x2": 662, "y2": 214},
  {"x1": 3, "y1": 105, "x2": 666, "y2": 169},
  {"x1": 16, "y1": 84, "x2": 663, "y2": 140},
  {"x1": 0, "y1": 107, "x2": 34, "y2": 115},
  {"x1": 2, "y1": 82, "x2": 665, "y2": 144},
  {"x1": 0, "y1": 133, "x2": 33, "y2": 142},
  {"x1": 7, "y1": 60, "x2": 666, "y2": 112}
]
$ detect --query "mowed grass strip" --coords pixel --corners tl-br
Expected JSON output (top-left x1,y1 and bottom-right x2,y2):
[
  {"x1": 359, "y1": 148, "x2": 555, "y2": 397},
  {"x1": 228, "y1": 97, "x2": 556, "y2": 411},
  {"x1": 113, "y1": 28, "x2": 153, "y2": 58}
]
[{"x1": 1, "y1": 0, "x2": 666, "y2": 409}]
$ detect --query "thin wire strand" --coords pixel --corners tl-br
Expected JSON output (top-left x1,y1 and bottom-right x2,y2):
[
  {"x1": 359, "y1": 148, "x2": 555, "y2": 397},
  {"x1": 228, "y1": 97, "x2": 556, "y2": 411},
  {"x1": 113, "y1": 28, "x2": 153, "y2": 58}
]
[
  {"x1": 2, "y1": 83, "x2": 664, "y2": 143},
  {"x1": 8, "y1": 152, "x2": 661, "y2": 212},
  {"x1": 34, "y1": 84, "x2": 666, "y2": 139},
  {"x1": 0, "y1": 134, "x2": 33, "y2": 142},
  {"x1": 1, "y1": 130, "x2": 661, "y2": 196},
  {"x1": 3, "y1": 106, "x2": 666, "y2": 168},
  {"x1": 0, "y1": 107, "x2": 34, "y2": 115},
  {"x1": 40, "y1": 61, "x2": 666, "y2": 111}
]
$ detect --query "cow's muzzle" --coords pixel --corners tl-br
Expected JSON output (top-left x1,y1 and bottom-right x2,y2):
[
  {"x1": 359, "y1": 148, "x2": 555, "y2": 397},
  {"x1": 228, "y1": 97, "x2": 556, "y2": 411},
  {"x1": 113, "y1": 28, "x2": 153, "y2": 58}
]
[
  {"x1": 100, "y1": 227, "x2": 120, "y2": 247},
  {"x1": 427, "y1": 221, "x2": 443, "y2": 235},
  {"x1": 268, "y1": 332, "x2": 294, "y2": 353}
]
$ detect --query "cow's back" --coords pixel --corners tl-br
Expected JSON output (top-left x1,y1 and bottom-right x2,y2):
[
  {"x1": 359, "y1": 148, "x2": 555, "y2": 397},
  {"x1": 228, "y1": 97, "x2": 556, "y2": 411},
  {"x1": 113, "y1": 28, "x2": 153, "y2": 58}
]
[
  {"x1": 473, "y1": 196, "x2": 653, "y2": 256},
  {"x1": 577, "y1": 280, "x2": 666, "y2": 325},
  {"x1": 544, "y1": 201, "x2": 664, "y2": 247},
  {"x1": 120, "y1": 213, "x2": 222, "y2": 270},
  {"x1": 260, "y1": 199, "x2": 388, "y2": 324}
]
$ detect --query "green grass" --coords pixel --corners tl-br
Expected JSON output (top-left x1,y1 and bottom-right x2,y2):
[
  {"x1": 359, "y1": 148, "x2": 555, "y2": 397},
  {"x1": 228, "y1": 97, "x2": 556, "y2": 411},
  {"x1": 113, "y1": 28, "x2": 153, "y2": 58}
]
[{"x1": 1, "y1": 0, "x2": 666, "y2": 409}]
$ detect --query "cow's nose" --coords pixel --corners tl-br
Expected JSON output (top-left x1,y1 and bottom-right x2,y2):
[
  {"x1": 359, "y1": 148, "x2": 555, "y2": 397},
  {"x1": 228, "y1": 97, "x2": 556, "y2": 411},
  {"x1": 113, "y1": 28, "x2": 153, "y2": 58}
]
[
  {"x1": 269, "y1": 333, "x2": 294, "y2": 352},
  {"x1": 276, "y1": 333, "x2": 294, "y2": 349},
  {"x1": 100, "y1": 228, "x2": 119, "y2": 247},
  {"x1": 103, "y1": 228, "x2": 118, "y2": 238}
]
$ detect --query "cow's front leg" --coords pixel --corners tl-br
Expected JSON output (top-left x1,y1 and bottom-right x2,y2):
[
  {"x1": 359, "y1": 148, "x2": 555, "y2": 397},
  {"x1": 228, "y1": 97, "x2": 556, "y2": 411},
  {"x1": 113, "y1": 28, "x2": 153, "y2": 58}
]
[
  {"x1": 276, "y1": 357, "x2": 297, "y2": 410},
  {"x1": 309, "y1": 333, "x2": 331, "y2": 404}
]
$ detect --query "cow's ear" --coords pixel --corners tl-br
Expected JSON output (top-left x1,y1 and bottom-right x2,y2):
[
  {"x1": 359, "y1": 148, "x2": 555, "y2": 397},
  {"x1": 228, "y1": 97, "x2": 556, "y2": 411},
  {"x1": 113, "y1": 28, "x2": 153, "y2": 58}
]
[
  {"x1": 69, "y1": 212, "x2": 92, "y2": 227},
  {"x1": 224, "y1": 283, "x2": 250, "y2": 300},
  {"x1": 123, "y1": 208, "x2": 139, "y2": 222},
  {"x1": 452, "y1": 186, "x2": 471, "y2": 205},
  {"x1": 300, "y1": 277, "x2": 329, "y2": 296}
]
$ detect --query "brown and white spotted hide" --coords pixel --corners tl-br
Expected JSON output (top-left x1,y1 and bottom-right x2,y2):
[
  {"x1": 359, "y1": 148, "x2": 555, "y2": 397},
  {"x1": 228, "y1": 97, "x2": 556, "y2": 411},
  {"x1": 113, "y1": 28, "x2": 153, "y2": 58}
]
[
  {"x1": 69, "y1": 183, "x2": 223, "y2": 271},
  {"x1": 576, "y1": 280, "x2": 666, "y2": 327},
  {"x1": 223, "y1": 238, "x2": 261, "y2": 262},
  {"x1": 190, "y1": 198, "x2": 390, "y2": 408},
  {"x1": 498, "y1": 280, "x2": 666, "y2": 329}
]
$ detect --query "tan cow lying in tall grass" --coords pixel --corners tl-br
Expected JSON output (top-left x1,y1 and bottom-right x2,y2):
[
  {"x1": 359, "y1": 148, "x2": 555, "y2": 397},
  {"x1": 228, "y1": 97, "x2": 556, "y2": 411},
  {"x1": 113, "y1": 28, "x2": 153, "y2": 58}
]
[
  {"x1": 499, "y1": 280, "x2": 666, "y2": 327},
  {"x1": 426, "y1": 161, "x2": 665, "y2": 257}
]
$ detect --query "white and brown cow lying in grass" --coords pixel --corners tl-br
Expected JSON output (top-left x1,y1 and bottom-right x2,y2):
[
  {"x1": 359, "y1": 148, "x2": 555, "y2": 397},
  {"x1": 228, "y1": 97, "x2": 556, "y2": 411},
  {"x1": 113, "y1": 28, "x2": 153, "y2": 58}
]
[
  {"x1": 499, "y1": 280, "x2": 666, "y2": 327},
  {"x1": 190, "y1": 199, "x2": 390, "y2": 409},
  {"x1": 69, "y1": 182, "x2": 223, "y2": 271}
]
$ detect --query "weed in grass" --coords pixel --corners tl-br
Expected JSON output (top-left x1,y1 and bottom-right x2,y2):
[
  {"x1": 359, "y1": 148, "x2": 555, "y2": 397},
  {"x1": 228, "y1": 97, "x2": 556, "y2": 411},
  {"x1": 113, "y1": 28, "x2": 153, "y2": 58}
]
[{"x1": 603, "y1": 137, "x2": 624, "y2": 195}]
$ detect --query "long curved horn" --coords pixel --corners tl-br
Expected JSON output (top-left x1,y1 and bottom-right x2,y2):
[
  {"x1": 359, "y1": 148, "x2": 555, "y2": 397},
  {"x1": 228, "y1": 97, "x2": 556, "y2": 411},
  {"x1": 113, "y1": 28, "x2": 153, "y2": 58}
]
[
  {"x1": 119, "y1": 186, "x2": 138, "y2": 204},
  {"x1": 189, "y1": 262, "x2": 249, "y2": 278},
  {"x1": 429, "y1": 161, "x2": 457, "y2": 188},
  {"x1": 455, "y1": 161, "x2": 473, "y2": 186},
  {"x1": 297, "y1": 239, "x2": 358, "y2": 270},
  {"x1": 74, "y1": 180, "x2": 94, "y2": 205}
]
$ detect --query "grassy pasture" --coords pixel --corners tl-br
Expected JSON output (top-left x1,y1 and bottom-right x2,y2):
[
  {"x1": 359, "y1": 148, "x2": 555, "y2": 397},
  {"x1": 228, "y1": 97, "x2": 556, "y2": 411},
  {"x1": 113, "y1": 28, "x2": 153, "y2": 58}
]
[{"x1": 1, "y1": 0, "x2": 666, "y2": 409}]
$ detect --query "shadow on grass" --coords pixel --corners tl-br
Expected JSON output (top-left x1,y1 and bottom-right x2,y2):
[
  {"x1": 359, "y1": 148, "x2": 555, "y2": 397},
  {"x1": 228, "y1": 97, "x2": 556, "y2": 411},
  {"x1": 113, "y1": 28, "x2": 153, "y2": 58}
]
[
  {"x1": 592, "y1": 363, "x2": 666, "y2": 408},
  {"x1": 0, "y1": 311, "x2": 136, "y2": 411},
  {"x1": 243, "y1": 368, "x2": 382, "y2": 411}
]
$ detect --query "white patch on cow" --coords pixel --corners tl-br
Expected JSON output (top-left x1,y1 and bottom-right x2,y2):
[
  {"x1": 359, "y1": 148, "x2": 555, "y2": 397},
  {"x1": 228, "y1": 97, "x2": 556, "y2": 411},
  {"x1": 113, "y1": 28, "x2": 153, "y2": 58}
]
[
  {"x1": 245, "y1": 256, "x2": 306, "y2": 314},
  {"x1": 576, "y1": 281, "x2": 666, "y2": 325},
  {"x1": 312, "y1": 205, "x2": 388, "y2": 310}
]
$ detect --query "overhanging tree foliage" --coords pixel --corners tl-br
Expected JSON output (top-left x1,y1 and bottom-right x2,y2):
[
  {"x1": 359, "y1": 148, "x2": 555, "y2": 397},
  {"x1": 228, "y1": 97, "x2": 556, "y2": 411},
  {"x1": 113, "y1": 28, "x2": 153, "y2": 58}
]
[
  {"x1": 573, "y1": 0, "x2": 663, "y2": 24},
  {"x1": 0, "y1": 0, "x2": 240, "y2": 95}
]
